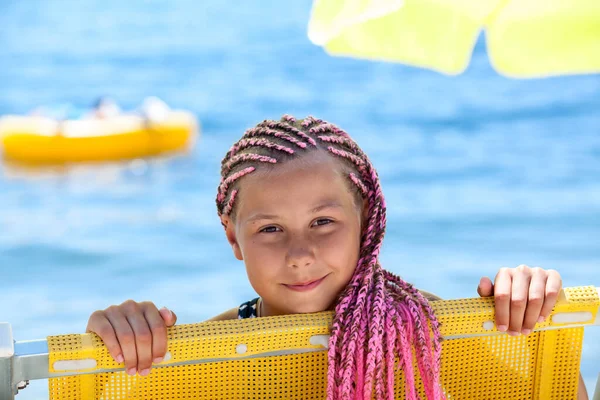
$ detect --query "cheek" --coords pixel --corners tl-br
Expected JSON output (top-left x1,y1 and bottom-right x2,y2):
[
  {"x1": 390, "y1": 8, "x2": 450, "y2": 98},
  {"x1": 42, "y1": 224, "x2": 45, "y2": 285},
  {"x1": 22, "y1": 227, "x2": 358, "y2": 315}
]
[
  {"x1": 318, "y1": 228, "x2": 361, "y2": 274},
  {"x1": 241, "y1": 237, "x2": 283, "y2": 281}
]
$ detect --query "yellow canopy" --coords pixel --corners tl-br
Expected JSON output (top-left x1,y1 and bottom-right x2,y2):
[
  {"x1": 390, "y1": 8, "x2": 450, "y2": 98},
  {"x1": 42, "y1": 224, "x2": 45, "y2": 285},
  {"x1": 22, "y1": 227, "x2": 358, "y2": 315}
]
[{"x1": 307, "y1": 0, "x2": 600, "y2": 78}]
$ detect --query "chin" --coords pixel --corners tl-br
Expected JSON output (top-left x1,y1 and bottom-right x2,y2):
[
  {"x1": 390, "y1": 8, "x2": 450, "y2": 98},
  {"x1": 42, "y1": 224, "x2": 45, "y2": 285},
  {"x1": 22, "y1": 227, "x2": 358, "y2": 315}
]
[{"x1": 286, "y1": 302, "x2": 330, "y2": 315}]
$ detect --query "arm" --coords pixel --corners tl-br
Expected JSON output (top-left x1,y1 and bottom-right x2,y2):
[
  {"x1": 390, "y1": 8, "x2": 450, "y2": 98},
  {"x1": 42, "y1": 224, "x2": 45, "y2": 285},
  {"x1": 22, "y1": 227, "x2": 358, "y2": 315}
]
[{"x1": 579, "y1": 374, "x2": 589, "y2": 400}]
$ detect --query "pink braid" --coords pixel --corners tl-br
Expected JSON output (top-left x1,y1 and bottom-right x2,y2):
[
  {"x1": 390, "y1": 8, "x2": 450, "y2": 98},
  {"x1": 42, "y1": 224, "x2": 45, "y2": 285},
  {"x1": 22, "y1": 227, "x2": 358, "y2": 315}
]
[
  {"x1": 216, "y1": 116, "x2": 445, "y2": 400},
  {"x1": 227, "y1": 137, "x2": 294, "y2": 159}
]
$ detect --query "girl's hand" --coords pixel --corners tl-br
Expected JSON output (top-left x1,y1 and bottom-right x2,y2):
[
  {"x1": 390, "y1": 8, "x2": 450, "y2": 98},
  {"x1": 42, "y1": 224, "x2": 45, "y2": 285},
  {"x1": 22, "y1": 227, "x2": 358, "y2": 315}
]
[
  {"x1": 477, "y1": 265, "x2": 562, "y2": 336},
  {"x1": 86, "y1": 300, "x2": 177, "y2": 376}
]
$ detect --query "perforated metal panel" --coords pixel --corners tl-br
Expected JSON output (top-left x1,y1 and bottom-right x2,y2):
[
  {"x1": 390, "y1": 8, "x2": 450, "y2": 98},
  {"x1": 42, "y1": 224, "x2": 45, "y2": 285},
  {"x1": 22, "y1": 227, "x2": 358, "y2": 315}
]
[{"x1": 47, "y1": 286, "x2": 599, "y2": 399}]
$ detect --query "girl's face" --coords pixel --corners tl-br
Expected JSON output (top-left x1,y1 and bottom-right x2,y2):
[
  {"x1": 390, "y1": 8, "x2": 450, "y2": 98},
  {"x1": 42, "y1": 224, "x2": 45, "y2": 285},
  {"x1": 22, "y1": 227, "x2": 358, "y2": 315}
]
[{"x1": 221, "y1": 153, "x2": 366, "y2": 317}]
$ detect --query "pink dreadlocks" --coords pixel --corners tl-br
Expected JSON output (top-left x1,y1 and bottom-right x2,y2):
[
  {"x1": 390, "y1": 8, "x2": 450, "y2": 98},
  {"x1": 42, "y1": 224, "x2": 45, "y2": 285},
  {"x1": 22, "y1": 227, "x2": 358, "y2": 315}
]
[{"x1": 216, "y1": 115, "x2": 443, "y2": 400}]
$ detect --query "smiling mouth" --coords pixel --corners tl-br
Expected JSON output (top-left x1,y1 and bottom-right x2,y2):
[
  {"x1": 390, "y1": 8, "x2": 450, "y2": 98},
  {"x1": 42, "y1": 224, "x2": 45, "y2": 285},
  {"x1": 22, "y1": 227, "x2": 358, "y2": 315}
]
[
  {"x1": 283, "y1": 275, "x2": 328, "y2": 292},
  {"x1": 291, "y1": 278, "x2": 321, "y2": 286}
]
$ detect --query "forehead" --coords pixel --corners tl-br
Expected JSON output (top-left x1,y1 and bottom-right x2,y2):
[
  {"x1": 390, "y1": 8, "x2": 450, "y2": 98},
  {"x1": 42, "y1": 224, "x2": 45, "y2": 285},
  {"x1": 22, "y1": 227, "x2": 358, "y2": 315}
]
[{"x1": 234, "y1": 153, "x2": 356, "y2": 217}]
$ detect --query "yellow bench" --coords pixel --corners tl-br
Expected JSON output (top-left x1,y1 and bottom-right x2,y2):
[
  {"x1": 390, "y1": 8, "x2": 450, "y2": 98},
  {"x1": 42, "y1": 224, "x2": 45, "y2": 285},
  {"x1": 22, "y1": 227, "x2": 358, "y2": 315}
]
[{"x1": 1, "y1": 286, "x2": 598, "y2": 399}]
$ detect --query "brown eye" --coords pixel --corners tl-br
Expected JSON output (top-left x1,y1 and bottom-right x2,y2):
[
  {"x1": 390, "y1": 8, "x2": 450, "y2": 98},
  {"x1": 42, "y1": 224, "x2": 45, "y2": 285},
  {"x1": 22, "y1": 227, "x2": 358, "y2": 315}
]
[
  {"x1": 260, "y1": 226, "x2": 281, "y2": 233},
  {"x1": 313, "y1": 218, "x2": 333, "y2": 227}
]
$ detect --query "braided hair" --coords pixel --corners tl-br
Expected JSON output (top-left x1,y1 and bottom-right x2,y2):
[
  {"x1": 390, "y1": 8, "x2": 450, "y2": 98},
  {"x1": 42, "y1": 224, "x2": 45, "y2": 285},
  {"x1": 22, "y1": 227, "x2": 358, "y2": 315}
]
[{"x1": 216, "y1": 115, "x2": 443, "y2": 399}]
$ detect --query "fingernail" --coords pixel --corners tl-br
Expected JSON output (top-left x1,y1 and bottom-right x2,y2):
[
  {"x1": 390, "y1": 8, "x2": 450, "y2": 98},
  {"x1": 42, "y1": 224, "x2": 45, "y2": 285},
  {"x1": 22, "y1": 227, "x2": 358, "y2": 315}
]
[
  {"x1": 127, "y1": 367, "x2": 136, "y2": 376},
  {"x1": 116, "y1": 354, "x2": 124, "y2": 363},
  {"x1": 153, "y1": 357, "x2": 163, "y2": 364},
  {"x1": 537, "y1": 316, "x2": 545, "y2": 323},
  {"x1": 521, "y1": 329, "x2": 531, "y2": 335},
  {"x1": 139, "y1": 368, "x2": 150, "y2": 376},
  {"x1": 507, "y1": 331, "x2": 520, "y2": 336},
  {"x1": 497, "y1": 325, "x2": 508, "y2": 332},
  {"x1": 160, "y1": 307, "x2": 172, "y2": 318}
]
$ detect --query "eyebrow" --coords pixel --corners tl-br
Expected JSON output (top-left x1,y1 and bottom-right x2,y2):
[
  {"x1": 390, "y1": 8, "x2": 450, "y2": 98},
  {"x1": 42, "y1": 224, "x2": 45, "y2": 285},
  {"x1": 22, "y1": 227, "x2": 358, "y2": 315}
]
[
  {"x1": 311, "y1": 201, "x2": 343, "y2": 213},
  {"x1": 245, "y1": 202, "x2": 343, "y2": 224}
]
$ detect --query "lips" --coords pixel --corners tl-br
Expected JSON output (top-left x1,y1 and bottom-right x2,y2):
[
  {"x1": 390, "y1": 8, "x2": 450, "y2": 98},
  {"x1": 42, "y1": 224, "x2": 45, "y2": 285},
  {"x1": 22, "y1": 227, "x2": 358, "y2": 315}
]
[
  {"x1": 291, "y1": 278, "x2": 321, "y2": 286},
  {"x1": 283, "y1": 275, "x2": 328, "y2": 292}
]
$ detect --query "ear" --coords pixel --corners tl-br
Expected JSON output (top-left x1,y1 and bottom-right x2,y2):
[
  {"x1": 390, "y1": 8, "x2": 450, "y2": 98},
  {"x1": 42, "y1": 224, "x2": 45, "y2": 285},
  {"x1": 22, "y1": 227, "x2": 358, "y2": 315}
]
[{"x1": 220, "y1": 215, "x2": 243, "y2": 261}]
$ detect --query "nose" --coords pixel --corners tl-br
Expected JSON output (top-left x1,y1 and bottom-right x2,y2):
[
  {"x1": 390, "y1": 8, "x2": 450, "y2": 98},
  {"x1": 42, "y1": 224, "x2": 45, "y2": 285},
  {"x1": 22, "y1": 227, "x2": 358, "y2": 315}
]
[{"x1": 285, "y1": 237, "x2": 315, "y2": 269}]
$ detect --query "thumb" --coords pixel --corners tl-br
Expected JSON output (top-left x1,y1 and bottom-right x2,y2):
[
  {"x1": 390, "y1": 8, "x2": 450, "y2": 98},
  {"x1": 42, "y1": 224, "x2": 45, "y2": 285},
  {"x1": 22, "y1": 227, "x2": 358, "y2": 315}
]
[
  {"x1": 477, "y1": 277, "x2": 494, "y2": 297},
  {"x1": 159, "y1": 307, "x2": 177, "y2": 326}
]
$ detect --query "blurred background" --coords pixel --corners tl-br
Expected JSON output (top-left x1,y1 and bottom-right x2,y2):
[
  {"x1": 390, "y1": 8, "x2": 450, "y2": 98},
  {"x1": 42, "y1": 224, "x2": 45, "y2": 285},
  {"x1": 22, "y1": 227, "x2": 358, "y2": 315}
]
[{"x1": 0, "y1": 1, "x2": 598, "y2": 398}]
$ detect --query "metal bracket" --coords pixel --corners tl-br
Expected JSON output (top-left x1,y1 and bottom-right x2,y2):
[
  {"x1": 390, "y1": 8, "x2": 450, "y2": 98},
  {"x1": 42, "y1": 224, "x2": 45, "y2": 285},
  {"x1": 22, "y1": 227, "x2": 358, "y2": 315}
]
[{"x1": 0, "y1": 322, "x2": 15, "y2": 400}]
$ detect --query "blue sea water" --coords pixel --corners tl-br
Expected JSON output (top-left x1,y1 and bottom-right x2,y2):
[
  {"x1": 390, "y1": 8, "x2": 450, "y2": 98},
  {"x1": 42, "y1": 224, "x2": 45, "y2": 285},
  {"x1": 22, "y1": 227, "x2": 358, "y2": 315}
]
[{"x1": 0, "y1": 1, "x2": 599, "y2": 398}]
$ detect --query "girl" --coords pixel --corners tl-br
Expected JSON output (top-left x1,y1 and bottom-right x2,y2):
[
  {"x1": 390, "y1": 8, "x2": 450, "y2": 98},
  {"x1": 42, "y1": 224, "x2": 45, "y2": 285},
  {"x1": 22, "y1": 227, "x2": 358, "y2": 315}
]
[{"x1": 87, "y1": 115, "x2": 572, "y2": 399}]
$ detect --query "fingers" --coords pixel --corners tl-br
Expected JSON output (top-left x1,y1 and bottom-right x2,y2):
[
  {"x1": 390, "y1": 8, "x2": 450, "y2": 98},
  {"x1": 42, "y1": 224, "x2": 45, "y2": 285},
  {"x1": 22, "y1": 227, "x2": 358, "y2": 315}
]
[
  {"x1": 508, "y1": 265, "x2": 533, "y2": 335},
  {"x1": 145, "y1": 306, "x2": 169, "y2": 364},
  {"x1": 105, "y1": 304, "x2": 140, "y2": 375},
  {"x1": 492, "y1": 265, "x2": 563, "y2": 337},
  {"x1": 88, "y1": 301, "x2": 174, "y2": 377},
  {"x1": 539, "y1": 269, "x2": 562, "y2": 320},
  {"x1": 159, "y1": 307, "x2": 177, "y2": 326},
  {"x1": 86, "y1": 311, "x2": 124, "y2": 363},
  {"x1": 493, "y1": 268, "x2": 513, "y2": 332},
  {"x1": 123, "y1": 302, "x2": 154, "y2": 376},
  {"x1": 477, "y1": 277, "x2": 494, "y2": 297},
  {"x1": 520, "y1": 268, "x2": 547, "y2": 335}
]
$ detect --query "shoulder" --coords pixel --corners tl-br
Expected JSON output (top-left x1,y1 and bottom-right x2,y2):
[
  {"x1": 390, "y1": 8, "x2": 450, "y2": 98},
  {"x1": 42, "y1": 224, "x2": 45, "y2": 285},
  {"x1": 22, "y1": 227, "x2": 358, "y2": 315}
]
[
  {"x1": 418, "y1": 289, "x2": 443, "y2": 302},
  {"x1": 204, "y1": 297, "x2": 260, "y2": 322},
  {"x1": 206, "y1": 293, "x2": 439, "y2": 322},
  {"x1": 204, "y1": 307, "x2": 238, "y2": 322}
]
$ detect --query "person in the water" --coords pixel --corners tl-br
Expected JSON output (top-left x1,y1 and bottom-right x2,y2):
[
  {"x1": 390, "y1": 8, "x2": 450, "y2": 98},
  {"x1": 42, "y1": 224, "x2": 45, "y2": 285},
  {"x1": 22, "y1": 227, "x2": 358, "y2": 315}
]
[
  {"x1": 86, "y1": 115, "x2": 586, "y2": 399},
  {"x1": 29, "y1": 96, "x2": 121, "y2": 120}
]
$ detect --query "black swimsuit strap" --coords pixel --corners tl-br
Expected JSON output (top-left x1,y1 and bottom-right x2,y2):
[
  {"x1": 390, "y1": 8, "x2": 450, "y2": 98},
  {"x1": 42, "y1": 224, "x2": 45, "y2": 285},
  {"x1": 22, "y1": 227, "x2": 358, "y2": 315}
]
[{"x1": 238, "y1": 297, "x2": 260, "y2": 319}]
